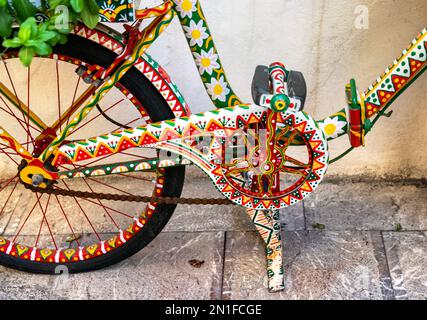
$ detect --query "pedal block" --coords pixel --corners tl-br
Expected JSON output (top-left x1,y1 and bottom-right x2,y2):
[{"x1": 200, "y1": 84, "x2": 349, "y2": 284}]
[
  {"x1": 251, "y1": 65, "x2": 270, "y2": 105},
  {"x1": 287, "y1": 71, "x2": 307, "y2": 111}
]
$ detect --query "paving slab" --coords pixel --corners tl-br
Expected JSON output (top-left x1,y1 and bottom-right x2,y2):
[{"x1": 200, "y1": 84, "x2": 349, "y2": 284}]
[
  {"x1": 305, "y1": 180, "x2": 427, "y2": 231},
  {"x1": 165, "y1": 174, "x2": 305, "y2": 232},
  {"x1": 222, "y1": 231, "x2": 393, "y2": 300},
  {"x1": 383, "y1": 231, "x2": 427, "y2": 300},
  {"x1": 0, "y1": 231, "x2": 224, "y2": 300}
]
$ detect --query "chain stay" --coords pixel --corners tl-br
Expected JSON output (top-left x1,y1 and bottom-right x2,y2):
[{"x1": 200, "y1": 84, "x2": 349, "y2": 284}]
[{"x1": 24, "y1": 184, "x2": 233, "y2": 206}]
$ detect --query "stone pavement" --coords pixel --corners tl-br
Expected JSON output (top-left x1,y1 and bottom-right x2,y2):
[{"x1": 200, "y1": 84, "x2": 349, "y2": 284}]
[{"x1": 0, "y1": 171, "x2": 426, "y2": 300}]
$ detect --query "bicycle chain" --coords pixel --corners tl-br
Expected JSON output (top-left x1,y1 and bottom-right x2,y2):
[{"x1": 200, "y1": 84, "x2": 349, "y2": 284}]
[{"x1": 24, "y1": 183, "x2": 233, "y2": 206}]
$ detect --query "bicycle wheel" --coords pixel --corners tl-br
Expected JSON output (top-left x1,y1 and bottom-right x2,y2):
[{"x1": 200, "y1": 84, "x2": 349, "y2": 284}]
[{"x1": 0, "y1": 32, "x2": 185, "y2": 273}]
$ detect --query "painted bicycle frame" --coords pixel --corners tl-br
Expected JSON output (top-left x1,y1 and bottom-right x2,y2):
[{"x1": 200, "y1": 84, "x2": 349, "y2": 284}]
[{"x1": 0, "y1": 0, "x2": 426, "y2": 291}]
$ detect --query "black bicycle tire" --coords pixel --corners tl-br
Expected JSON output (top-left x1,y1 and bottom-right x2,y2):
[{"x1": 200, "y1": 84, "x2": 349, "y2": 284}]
[{"x1": 0, "y1": 32, "x2": 186, "y2": 274}]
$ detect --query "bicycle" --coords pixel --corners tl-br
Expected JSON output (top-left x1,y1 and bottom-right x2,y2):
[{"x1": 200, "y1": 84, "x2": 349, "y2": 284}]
[{"x1": 0, "y1": 0, "x2": 425, "y2": 292}]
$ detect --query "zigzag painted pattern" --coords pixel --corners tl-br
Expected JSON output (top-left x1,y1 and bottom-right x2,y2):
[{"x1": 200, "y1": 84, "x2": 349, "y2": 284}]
[
  {"x1": 364, "y1": 29, "x2": 426, "y2": 118},
  {"x1": 54, "y1": 106, "x2": 328, "y2": 210}
]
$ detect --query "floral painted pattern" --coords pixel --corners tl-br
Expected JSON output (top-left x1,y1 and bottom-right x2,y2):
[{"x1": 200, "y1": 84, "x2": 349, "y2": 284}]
[
  {"x1": 172, "y1": 0, "x2": 242, "y2": 108},
  {"x1": 206, "y1": 76, "x2": 231, "y2": 102},
  {"x1": 175, "y1": 0, "x2": 197, "y2": 19},
  {"x1": 183, "y1": 20, "x2": 209, "y2": 47},
  {"x1": 319, "y1": 116, "x2": 347, "y2": 139},
  {"x1": 193, "y1": 48, "x2": 220, "y2": 75}
]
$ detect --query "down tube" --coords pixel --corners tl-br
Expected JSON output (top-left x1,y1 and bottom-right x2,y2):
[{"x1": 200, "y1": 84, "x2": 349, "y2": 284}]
[{"x1": 172, "y1": 0, "x2": 242, "y2": 108}]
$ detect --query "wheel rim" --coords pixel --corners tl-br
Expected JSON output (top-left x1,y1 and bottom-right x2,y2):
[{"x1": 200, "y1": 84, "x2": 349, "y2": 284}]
[{"x1": 0, "y1": 51, "x2": 165, "y2": 264}]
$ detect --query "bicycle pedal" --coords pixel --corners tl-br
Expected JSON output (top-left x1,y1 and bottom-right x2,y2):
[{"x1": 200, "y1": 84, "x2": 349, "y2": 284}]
[
  {"x1": 251, "y1": 65, "x2": 270, "y2": 105},
  {"x1": 287, "y1": 70, "x2": 307, "y2": 110}
]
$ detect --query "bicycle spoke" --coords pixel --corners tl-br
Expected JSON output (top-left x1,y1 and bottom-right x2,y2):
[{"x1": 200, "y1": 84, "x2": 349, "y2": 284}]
[
  {"x1": 0, "y1": 94, "x2": 40, "y2": 139},
  {"x1": 13, "y1": 193, "x2": 42, "y2": 242},
  {"x1": 67, "y1": 98, "x2": 125, "y2": 137},
  {"x1": 61, "y1": 180, "x2": 102, "y2": 241},
  {"x1": 0, "y1": 179, "x2": 18, "y2": 218},
  {"x1": 0, "y1": 144, "x2": 19, "y2": 165},
  {"x1": 26, "y1": 67, "x2": 30, "y2": 146},
  {"x1": 71, "y1": 163, "x2": 121, "y2": 230},
  {"x1": 53, "y1": 185, "x2": 134, "y2": 219},
  {"x1": 56, "y1": 59, "x2": 62, "y2": 132},
  {"x1": 0, "y1": 176, "x2": 18, "y2": 191},
  {"x1": 0, "y1": 49, "x2": 166, "y2": 266},
  {"x1": 54, "y1": 194, "x2": 81, "y2": 247},
  {"x1": 85, "y1": 177, "x2": 134, "y2": 196},
  {"x1": 2, "y1": 60, "x2": 35, "y2": 145},
  {"x1": 68, "y1": 77, "x2": 82, "y2": 126},
  {"x1": 35, "y1": 194, "x2": 57, "y2": 249},
  {"x1": 0, "y1": 103, "x2": 41, "y2": 134}
]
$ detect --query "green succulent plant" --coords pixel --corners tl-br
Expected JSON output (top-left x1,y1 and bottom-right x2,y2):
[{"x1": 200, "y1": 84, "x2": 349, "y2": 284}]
[{"x1": 0, "y1": 0, "x2": 100, "y2": 66}]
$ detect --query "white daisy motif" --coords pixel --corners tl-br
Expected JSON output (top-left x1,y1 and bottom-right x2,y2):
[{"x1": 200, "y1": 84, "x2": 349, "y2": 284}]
[
  {"x1": 207, "y1": 76, "x2": 231, "y2": 102},
  {"x1": 175, "y1": 0, "x2": 197, "y2": 19},
  {"x1": 193, "y1": 48, "x2": 220, "y2": 75},
  {"x1": 183, "y1": 20, "x2": 209, "y2": 47},
  {"x1": 319, "y1": 117, "x2": 347, "y2": 139}
]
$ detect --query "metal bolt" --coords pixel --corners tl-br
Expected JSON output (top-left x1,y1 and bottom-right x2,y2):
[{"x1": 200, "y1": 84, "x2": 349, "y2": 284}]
[
  {"x1": 32, "y1": 174, "x2": 44, "y2": 187},
  {"x1": 83, "y1": 76, "x2": 92, "y2": 84}
]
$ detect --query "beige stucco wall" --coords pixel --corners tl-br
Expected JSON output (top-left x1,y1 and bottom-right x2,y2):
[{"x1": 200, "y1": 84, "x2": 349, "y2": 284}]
[
  {"x1": 143, "y1": 0, "x2": 427, "y2": 178},
  {"x1": 1, "y1": 0, "x2": 426, "y2": 179}
]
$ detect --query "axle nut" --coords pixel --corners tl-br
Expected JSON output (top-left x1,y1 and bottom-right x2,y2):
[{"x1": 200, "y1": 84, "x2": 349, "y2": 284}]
[{"x1": 32, "y1": 174, "x2": 44, "y2": 187}]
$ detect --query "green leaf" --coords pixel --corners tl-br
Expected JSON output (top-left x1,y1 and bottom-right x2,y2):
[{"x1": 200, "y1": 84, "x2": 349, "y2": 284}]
[
  {"x1": 2, "y1": 37, "x2": 23, "y2": 48},
  {"x1": 19, "y1": 46, "x2": 35, "y2": 67},
  {"x1": 36, "y1": 30, "x2": 57, "y2": 42},
  {"x1": 38, "y1": 22, "x2": 48, "y2": 33},
  {"x1": 0, "y1": 0, "x2": 7, "y2": 7},
  {"x1": 48, "y1": 0, "x2": 69, "y2": 8},
  {"x1": 33, "y1": 42, "x2": 52, "y2": 56},
  {"x1": 70, "y1": 0, "x2": 84, "y2": 13},
  {"x1": 47, "y1": 32, "x2": 67, "y2": 46},
  {"x1": 18, "y1": 17, "x2": 37, "y2": 42},
  {"x1": 80, "y1": 7, "x2": 99, "y2": 29},
  {"x1": 47, "y1": 32, "x2": 60, "y2": 46},
  {"x1": 87, "y1": 0, "x2": 100, "y2": 15},
  {"x1": 0, "y1": 7, "x2": 13, "y2": 38},
  {"x1": 11, "y1": 0, "x2": 38, "y2": 22}
]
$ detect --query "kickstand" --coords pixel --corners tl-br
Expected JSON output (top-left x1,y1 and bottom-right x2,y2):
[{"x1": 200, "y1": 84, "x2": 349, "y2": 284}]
[{"x1": 245, "y1": 209, "x2": 285, "y2": 292}]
